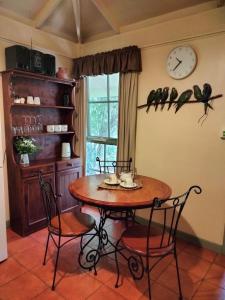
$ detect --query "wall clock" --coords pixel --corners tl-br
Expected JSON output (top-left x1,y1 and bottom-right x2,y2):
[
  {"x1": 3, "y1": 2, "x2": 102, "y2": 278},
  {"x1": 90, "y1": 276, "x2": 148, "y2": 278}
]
[{"x1": 166, "y1": 46, "x2": 197, "y2": 79}]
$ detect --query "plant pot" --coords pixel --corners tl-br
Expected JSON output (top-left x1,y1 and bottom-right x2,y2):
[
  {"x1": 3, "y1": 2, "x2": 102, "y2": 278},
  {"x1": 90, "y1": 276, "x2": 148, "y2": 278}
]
[
  {"x1": 20, "y1": 153, "x2": 29, "y2": 165},
  {"x1": 56, "y1": 67, "x2": 68, "y2": 80}
]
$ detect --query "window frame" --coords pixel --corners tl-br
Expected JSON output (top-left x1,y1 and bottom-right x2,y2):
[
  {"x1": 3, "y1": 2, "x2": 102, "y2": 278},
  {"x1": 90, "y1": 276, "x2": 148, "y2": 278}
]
[
  {"x1": 86, "y1": 73, "x2": 119, "y2": 174},
  {"x1": 86, "y1": 74, "x2": 119, "y2": 145}
]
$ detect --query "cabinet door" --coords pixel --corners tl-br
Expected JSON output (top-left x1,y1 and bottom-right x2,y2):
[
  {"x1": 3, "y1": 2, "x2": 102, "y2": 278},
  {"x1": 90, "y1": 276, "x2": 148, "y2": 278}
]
[
  {"x1": 56, "y1": 167, "x2": 81, "y2": 213},
  {"x1": 23, "y1": 173, "x2": 55, "y2": 234}
]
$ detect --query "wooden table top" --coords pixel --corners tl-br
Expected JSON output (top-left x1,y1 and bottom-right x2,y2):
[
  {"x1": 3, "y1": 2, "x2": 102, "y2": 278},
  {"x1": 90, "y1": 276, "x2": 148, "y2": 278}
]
[{"x1": 69, "y1": 174, "x2": 172, "y2": 209}]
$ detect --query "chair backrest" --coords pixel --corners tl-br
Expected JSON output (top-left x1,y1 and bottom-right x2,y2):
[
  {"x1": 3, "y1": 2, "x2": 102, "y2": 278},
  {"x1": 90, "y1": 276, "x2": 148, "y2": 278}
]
[
  {"x1": 146, "y1": 185, "x2": 202, "y2": 254},
  {"x1": 96, "y1": 157, "x2": 132, "y2": 174},
  {"x1": 39, "y1": 173, "x2": 61, "y2": 231}
]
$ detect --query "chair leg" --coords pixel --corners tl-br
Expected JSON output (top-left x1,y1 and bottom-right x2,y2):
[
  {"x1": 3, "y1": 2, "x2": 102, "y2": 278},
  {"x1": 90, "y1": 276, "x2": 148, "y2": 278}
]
[
  {"x1": 146, "y1": 257, "x2": 152, "y2": 300},
  {"x1": 115, "y1": 240, "x2": 121, "y2": 288},
  {"x1": 52, "y1": 236, "x2": 61, "y2": 290},
  {"x1": 43, "y1": 232, "x2": 50, "y2": 265},
  {"x1": 174, "y1": 249, "x2": 183, "y2": 300}
]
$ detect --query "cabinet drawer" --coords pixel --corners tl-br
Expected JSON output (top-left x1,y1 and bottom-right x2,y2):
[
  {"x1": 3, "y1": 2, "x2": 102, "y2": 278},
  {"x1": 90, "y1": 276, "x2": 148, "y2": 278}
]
[
  {"x1": 21, "y1": 163, "x2": 55, "y2": 178},
  {"x1": 56, "y1": 158, "x2": 81, "y2": 172}
]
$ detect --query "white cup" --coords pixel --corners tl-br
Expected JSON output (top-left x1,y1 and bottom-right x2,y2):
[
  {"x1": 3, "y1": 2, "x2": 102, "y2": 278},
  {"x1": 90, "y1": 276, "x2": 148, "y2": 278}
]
[
  {"x1": 46, "y1": 125, "x2": 54, "y2": 132},
  {"x1": 27, "y1": 96, "x2": 34, "y2": 104},
  {"x1": 109, "y1": 173, "x2": 118, "y2": 183},
  {"x1": 20, "y1": 98, "x2": 25, "y2": 104},
  {"x1": 120, "y1": 172, "x2": 132, "y2": 182},
  {"x1": 61, "y1": 124, "x2": 68, "y2": 132},
  {"x1": 124, "y1": 177, "x2": 133, "y2": 187},
  {"x1": 34, "y1": 97, "x2": 40, "y2": 105},
  {"x1": 54, "y1": 125, "x2": 62, "y2": 132},
  {"x1": 14, "y1": 98, "x2": 21, "y2": 104}
]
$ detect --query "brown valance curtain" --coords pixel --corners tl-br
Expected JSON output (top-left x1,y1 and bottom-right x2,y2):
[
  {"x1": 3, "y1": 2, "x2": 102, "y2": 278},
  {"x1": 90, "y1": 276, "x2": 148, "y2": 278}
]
[{"x1": 73, "y1": 45, "x2": 141, "y2": 79}]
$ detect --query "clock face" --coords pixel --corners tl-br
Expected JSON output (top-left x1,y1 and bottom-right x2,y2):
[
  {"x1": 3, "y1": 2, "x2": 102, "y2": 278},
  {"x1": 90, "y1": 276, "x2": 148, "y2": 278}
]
[{"x1": 167, "y1": 46, "x2": 197, "y2": 79}]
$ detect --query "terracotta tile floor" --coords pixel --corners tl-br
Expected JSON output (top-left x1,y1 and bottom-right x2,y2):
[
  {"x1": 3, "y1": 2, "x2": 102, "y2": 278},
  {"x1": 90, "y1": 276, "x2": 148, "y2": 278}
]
[{"x1": 0, "y1": 206, "x2": 225, "y2": 300}]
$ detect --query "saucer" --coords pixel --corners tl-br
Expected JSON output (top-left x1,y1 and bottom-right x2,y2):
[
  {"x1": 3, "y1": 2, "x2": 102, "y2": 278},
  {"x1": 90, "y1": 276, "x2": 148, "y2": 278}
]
[
  {"x1": 120, "y1": 182, "x2": 137, "y2": 189},
  {"x1": 104, "y1": 179, "x2": 120, "y2": 185}
]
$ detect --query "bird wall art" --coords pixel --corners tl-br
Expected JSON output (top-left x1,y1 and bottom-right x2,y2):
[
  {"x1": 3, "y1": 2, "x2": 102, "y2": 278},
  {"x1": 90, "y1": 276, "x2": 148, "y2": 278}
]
[{"x1": 138, "y1": 83, "x2": 223, "y2": 123}]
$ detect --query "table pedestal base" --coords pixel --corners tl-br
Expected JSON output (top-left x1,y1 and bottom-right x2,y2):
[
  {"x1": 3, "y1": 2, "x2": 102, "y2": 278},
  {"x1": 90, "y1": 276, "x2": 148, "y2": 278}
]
[{"x1": 78, "y1": 208, "x2": 121, "y2": 273}]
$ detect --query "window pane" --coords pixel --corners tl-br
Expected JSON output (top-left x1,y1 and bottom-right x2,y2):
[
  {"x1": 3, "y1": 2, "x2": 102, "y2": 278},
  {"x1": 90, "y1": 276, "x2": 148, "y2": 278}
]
[
  {"x1": 86, "y1": 142, "x2": 104, "y2": 175},
  {"x1": 88, "y1": 75, "x2": 107, "y2": 102},
  {"x1": 109, "y1": 103, "x2": 118, "y2": 138},
  {"x1": 106, "y1": 145, "x2": 117, "y2": 161},
  {"x1": 109, "y1": 73, "x2": 119, "y2": 101},
  {"x1": 89, "y1": 103, "x2": 108, "y2": 137}
]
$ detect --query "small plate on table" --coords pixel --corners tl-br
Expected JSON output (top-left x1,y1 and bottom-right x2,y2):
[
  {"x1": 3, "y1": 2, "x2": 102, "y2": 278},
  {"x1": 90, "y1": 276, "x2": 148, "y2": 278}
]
[
  {"x1": 104, "y1": 179, "x2": 121, "y2": 185},
  {"x1": 120, "y1": 182, "x2": 137, "y2": 189}
]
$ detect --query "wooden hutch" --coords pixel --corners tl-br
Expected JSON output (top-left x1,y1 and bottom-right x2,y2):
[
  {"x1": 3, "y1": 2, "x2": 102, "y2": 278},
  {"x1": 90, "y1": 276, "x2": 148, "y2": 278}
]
[{"x1": 2, "y1": 69, "x2": 82, "y2": 236}]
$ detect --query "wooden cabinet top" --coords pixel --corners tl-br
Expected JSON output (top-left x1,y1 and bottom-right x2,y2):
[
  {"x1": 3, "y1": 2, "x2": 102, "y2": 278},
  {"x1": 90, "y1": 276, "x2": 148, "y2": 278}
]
[{"x1": 1, "y1": 69, "x2": 76, "y2": 86}]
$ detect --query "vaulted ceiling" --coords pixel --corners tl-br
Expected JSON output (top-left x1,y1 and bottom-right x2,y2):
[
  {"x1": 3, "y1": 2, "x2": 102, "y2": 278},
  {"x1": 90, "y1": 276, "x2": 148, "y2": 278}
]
[{"x1": 0, "y1": 0, "x2": 221, "y2": 43}]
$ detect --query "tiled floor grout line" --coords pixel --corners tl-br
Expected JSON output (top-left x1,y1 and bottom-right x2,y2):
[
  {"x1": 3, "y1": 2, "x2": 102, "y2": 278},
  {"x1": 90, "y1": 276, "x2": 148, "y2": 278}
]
[{"x1": 4, "y1": 225, "x2": 225, "y2": 300}]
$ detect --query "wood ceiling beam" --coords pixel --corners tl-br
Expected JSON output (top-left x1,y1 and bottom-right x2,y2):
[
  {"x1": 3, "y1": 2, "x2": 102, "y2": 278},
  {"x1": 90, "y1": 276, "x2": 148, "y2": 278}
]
[
  {"x1": 34, "y1": 0, "x2": 63, "y2": 28},
  {"x1": 91, "y1": 0, "x2": 120, "y2": 33},
  {"x1": 217, "y1": 0, "x2": 225, "y2": 6},
  {"x1": 72, "y1": 0, "x2": 82, "y2": 43}
]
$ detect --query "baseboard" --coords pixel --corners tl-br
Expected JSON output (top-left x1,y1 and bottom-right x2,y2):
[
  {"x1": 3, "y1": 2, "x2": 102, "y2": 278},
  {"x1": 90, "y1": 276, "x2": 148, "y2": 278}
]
[{"x1": 135, "y1": 216, "x2": 223, "y2": 254}]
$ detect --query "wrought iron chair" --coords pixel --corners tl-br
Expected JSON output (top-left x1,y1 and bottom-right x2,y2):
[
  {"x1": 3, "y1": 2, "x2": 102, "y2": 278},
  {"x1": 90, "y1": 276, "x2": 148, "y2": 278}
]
[
  {"x1": 39, "y1": 173, "x2": 96, "y2": 290},
  {"x1": 114, "y1": 185, "x2": 202, "y2": 300},
  {"x1": 96, "y1": 157, "x2": 135, "y2": 223}
]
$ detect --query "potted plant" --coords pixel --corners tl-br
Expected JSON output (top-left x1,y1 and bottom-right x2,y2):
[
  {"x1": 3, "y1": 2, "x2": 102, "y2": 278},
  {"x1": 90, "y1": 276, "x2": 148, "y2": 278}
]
[{"x1": 14, "y1": 137, "x2": 40, "y2": 165}]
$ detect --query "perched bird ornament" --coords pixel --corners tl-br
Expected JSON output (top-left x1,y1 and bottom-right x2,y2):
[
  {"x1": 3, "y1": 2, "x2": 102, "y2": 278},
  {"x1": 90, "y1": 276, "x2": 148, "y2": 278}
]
[
  {"x1": 160, "y1": 87, "x2": 169, "y2": 111},
  {"x1": 141, "y1": 83, "x2": 218, "y2": 119},
  {"x1": 168, "y1": 87, "x2": 178, "y2": 110},
  {"x1": 194, "y1": 83, "x2": 213, "y2": 123},
  {"x1": 146, "y1": 89, "x2": 156, "y2": 113},
  {"x1": 175, "y1": 89, "x2": 193, "y2": 113},
  {"x1": 154, "y1": 88, "x2": 163, "y2": 111}
]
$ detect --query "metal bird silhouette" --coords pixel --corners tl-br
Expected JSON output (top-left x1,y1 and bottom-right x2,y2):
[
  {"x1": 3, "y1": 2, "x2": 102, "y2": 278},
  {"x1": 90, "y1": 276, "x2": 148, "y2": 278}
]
[
  {"x1": 175, "y1": 89, "x2": 193, "y2": 113},
  {"x1": 194, "y1": 83, "x2": 213, "y2": 112},
  {"x1": 168, "y1": 87, "x2": 178, "y2": 110},
  {"x1": 154, "y1": 88, "x2": 163, "y2": 111},
  {"x1": 193, "y1": 85, "x2": 204, "y2": 101},
  {"x1": 160, "y1": 87, "x2": 169, "y2": 110},
  {"x1": 146, "y1": 89, "x2": 156, "y2": 113}
]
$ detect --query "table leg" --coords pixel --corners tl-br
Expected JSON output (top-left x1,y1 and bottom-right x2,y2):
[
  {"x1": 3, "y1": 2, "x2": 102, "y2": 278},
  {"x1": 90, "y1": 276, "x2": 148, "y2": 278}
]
[{"x1": 78, "y1": 208, "x2": 119, "y2": 272}]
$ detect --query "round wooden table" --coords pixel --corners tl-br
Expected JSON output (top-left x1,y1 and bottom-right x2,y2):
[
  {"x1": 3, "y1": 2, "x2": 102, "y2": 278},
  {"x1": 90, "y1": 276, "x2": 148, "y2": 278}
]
[
  {"x1": 69, "y1": 174, "x2": 172, "y2": 209},
  {"x1": 69, "y1": 174, "x2": 172, "y2": 271}
]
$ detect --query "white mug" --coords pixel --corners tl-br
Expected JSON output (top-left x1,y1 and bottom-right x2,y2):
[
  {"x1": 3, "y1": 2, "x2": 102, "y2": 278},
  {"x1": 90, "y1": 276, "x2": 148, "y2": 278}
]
[
  {"x1": 61, "y1": 124, "x2": 68, "y2": 132},
  {"x1": 46, "y1": 125, "x2": 54, "y2": 132},
  {"x1": 124, "y1": 177, "x2": 133, "y2": 187},
  {"x1": 54, "y1": 125, "x2": 62, "y2": 132},
  {"x1": 120, "y1": 172, "x2": 132, "y2": 182},
  {"x1": 14, "y1": 98, "x2": 21, "y2": 104},
  {"x1": 109, "y1": 173, "x2": 118, "y2": 183},
  {"x1": 34, "y1": 97, "x2": 40, "y2": 105},
  {"x1": 20, "y1": 98, "x2": 25, "y2": 104},
  {"x1": 27, "y1": 96, "x2": 34, "y2": 104}
]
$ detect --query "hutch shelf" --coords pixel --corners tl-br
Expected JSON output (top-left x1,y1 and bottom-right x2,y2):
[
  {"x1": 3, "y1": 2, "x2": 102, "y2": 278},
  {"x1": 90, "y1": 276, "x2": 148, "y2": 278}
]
[{"x1": 2, "y1": 69, "x2": 82, "y2": 236}]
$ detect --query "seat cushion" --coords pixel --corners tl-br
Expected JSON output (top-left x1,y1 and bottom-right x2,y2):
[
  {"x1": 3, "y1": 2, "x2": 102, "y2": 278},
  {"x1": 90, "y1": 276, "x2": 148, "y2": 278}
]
[
  {"x1": 50, "y1": 211, "x2": 96, "y2": 237},
  {"x1": 121, "y1": 224, "x2": 174, "y2": 257}
]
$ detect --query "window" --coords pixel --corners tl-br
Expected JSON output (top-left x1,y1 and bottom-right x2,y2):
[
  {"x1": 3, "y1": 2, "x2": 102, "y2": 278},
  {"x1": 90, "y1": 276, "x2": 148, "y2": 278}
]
[{"x1": 86, "y1": 73, "x2": 119, "y2": 175}]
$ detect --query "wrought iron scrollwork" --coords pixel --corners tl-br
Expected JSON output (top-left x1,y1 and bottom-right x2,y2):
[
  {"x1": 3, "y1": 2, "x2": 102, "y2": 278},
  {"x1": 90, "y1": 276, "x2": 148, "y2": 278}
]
[
  {"x1": 128, "y1": 255, "x2": 144, "y2": 280},
  {"x1": 78, "y1": 248, "x2": 100, "y2": 272}
]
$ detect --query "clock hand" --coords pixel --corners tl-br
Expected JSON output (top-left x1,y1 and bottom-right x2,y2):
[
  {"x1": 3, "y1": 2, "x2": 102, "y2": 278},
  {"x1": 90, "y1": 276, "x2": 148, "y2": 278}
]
[
  {"x1": 173, "y1": 60, "x2": 182, "y2": 71},
  {"x1": 176, "y1": 57, "x2": 182, "y2": 63}
]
